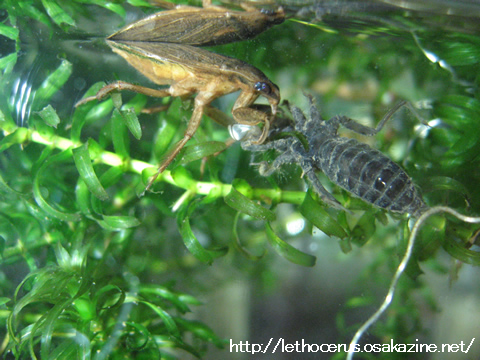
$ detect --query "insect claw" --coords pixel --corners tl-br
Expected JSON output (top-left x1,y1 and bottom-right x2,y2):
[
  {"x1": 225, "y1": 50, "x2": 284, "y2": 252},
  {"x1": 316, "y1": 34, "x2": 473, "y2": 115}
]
[{"x1": 252, "y1": 118, "x2": 270, "y2": 144}]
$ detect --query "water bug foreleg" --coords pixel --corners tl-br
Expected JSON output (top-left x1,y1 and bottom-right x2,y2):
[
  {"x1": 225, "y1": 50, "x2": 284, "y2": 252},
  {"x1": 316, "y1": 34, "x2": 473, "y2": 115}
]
[{"x1": 231, "y1": 90, "x2": 274, "y2": 144}]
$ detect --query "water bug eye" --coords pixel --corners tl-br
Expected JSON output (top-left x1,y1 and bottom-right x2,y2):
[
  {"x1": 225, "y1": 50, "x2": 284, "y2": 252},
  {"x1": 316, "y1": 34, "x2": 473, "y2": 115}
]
[{"x1": 254, "y1": 82, "x2": 271, "y2": 95}]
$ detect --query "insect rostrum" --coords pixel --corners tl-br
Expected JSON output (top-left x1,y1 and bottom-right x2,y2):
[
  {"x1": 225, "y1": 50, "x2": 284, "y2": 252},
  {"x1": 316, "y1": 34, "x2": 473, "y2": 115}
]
[{"x1": 240, "y1": 95, "x2": 428, "y2": 217}]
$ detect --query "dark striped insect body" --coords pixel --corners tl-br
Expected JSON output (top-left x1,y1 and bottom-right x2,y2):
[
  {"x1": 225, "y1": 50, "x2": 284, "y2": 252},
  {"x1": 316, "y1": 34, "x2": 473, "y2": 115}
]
[
  {"x1": 238, "y1": 95, "x2": 427, "y2": 217},
  {"x1": 315, "y1": 134, "x2": 426, "y2": 216}
]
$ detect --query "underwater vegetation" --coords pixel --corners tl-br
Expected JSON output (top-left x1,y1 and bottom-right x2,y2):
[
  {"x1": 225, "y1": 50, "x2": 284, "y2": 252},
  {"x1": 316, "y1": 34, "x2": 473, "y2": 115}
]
[{"x1": 1, "y1": 0, "x2": 480, "y2": 359}]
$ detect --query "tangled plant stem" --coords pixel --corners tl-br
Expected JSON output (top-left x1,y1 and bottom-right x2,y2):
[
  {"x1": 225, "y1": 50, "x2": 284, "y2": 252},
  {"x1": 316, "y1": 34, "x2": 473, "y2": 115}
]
[{"x1": 1, "y1": 125, "x2": 305, "y2": 205}]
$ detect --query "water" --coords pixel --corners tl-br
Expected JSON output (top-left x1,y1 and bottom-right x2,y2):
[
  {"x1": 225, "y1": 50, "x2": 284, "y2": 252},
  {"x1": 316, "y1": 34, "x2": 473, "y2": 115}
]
[{"x1": 1, "y1": 1, "x2": 480, "y2": 359}]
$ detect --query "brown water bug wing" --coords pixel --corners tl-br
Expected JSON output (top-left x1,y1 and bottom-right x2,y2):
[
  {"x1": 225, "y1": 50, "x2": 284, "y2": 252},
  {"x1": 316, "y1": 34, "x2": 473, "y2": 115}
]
[{"x1": 108, "y1": 5, "x2": 285, "y2": 46}]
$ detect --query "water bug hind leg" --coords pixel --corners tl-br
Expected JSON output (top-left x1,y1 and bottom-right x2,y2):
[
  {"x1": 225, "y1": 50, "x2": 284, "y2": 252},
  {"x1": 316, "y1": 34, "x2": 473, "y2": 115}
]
[
  {"x1": 75, "y1": 81, "x2": 173, "y2": 107},
  {"x1": 144, "y1": 104, "x2": 205, "y2": 193}
]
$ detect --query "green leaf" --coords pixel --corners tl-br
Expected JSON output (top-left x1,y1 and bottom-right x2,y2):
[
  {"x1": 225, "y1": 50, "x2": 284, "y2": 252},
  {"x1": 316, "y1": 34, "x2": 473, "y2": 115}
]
[
  {"x1": 345, "y1": 295, "x2": 375, "y2": 308},
  {"x1": 35, "y1": 59, "x2": 72, "y2": 109},
  {"x1": 442, "y1": 224, "x2": 480, "y2": 265},
  {"x1": 422, "y1": 176, "x2": 470, "y2": 201},
  {"x1": 178, "y1": 213, "x2": 211, "y2": 265},
  {"x1": 414, "y1": 220, "x2": 443, "y2": 262},
  {"x1": 0, "y1": 297, "x2": 10, "y2": 306},
  {"x1": 175, "y1": 317, "x2": 225, "y2": 348},
  {"x1": 126, "y1": 0, "x2": 153, "y2": 7},
  {"x1": 140, "y1": 285, "x2": 196, "y2": 314},
  {"x1": 123, "y1": 322, "x2": 150, "y2": 351},
  {"x1": 447, "y1": 133, "x2": 479, "y2": 158},
  {"x1": 102, "y1": 3, "x2": 127, "y2": 17},
  {"x1": 176, "y1": 141, "x2": 227, "y2": 166},
  {"x1": 224, "y1": 185, "x2": 275, "y2": 221},
  {"x1": 99, "y1": 215, "x2": 141, "y2": 229},
  {"x1": 299, "y1": 191, "x2": 347, "y2": 238},
  {"x1": 110, "y1": 92, "x2": 123, "y2": 109},
  {"x1": 338, "y1": 237, "x2": 352, "y2": 254},
  {"x1": 98, "y1": 166, "x2": 124, "y2": 188},
  {"x1": 121, "y1": 107, "x2": 142, "y2": 140},
  {"x1": 177, "y1": 200, "x2": 228, "y2": 264},
  {"x1": 265, "y1": 223, "x2": 316, "y2": 267},
  {"x1": 111, "y1": 108, "x2": 129, "y2": 158},
  {"x1": 16, "y1": 1, "x2": 52, "y2": 29},
  {"x1": 440, "y1": 95, "x2": 480, "y2": 115},
  {"x1": 230, "y1": 178, "x2": 253, "y2": 197},
  {"x1": 123, "y1": 93, "x2": 148, "y2": 113},
  {"x1": 442, "y1": 34, "x2": 480, "y2": 66},
  {"x1": 176, "y1": 293, "x2": 203, "y2": 306},
  {"x1": 0, "y1": 52, "x2": 18, "y2": 74},
  {"x1": 0, "y1": 236, "x2": 5, "y2": 257},
  {"x1": 41, "y1": 0, "x2": 75, "y2": 26},
  {"x1": 72, "y1": 82, "x2": 109, "y2": 142},
  {"x1": 443, "y1": 239, "x2": 480, "y2": 265},
  {"x1": 33, "y1": 149, "x2": 82, "y2": 222},
  {"x1": 170, "y1": 166, "x2": 195, "y2": 190},
  {"x1": 95, "y1": 285, "x2": 126, "y2": 311},
  {"x1": 44, "y1": 337, "x2": 86, "y2": 359},
  {"x1": 38, "y1": 298, "x2": 74, "y2": 358},
  {"x1": 154, "y1": 114, "x2": 179, "y2": 159},
  {"x1": 350, "y1": 211, "x2": 376, "y2": 246},
  {"x1": 72, "y1": 142, "x2": 109, "y2": 201},
  {"x1": 10, "y1": 267, "x2": 79, "y2": 335},
  {"x1": 75, "y1": 178, "x2": 95, "y2": 217},
  {"x1": 36, "y1": 105, "x2": 60, "y2": 128},
  {"x1": 232, "y1": 212, "x2": 265, "y2": 260},
  {"x1": 140, "y1": 166, "x2": 158, "y2": 191},
  {"x1": 0, "y1": 128, "x2": 29, "y2": 152},
  {"x1": 139, "y1": 301, "x2": 180, "y2": 338},
  {"x1": 0, "y1": 24, "x2": 19, "y2": 40}
]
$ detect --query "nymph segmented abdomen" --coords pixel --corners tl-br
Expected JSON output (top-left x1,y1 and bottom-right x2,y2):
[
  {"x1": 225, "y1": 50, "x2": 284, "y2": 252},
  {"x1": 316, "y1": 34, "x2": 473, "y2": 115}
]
[{"x1": 316, "y1": 137, "x2": 426, "y2": 216}]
